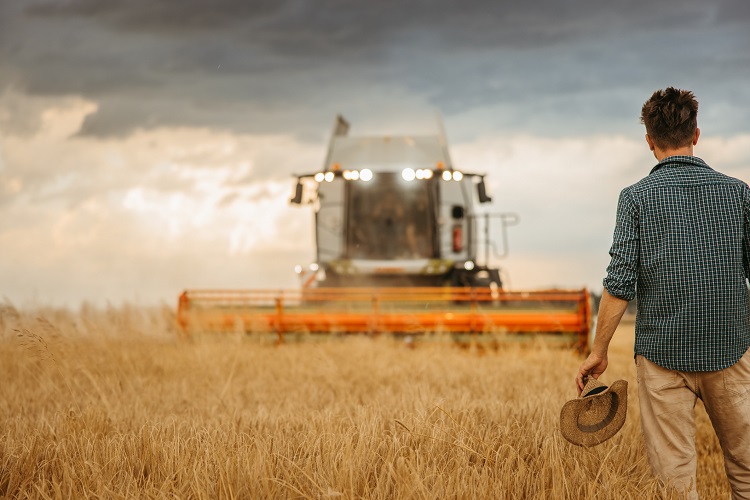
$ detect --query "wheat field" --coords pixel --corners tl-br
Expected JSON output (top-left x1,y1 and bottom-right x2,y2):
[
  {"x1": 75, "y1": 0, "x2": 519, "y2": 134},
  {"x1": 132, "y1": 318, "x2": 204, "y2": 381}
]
[{"x1": 0, "y1": 303, "x2": 732, "y2": 499}]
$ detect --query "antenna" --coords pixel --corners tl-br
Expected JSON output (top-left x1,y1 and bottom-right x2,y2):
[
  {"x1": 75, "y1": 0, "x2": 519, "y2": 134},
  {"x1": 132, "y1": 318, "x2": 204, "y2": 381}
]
[
  {"x1": 323, "y1": 114, "x2": 350, "y2": 171},
  {"x1": 435, "y1": 111, "x2": 454, "y2": 170}
]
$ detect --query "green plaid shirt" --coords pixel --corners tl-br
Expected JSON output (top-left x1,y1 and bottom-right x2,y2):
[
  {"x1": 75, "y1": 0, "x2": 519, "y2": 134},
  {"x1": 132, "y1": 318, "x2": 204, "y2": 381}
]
[{"x1": 604, "y1": 155, "x2": 750, "y2": 371}]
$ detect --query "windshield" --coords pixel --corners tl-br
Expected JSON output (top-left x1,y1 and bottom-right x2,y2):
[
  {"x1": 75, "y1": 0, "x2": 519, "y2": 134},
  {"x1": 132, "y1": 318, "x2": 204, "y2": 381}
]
[{"x1": 347, "y1": 172, "x2": 435, "y2": 260}]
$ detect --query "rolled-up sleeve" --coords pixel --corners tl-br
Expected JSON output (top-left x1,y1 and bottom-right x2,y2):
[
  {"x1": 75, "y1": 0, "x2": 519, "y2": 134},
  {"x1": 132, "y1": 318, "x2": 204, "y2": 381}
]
[
  {"x1": 603, "y1": 187, "x2": 639, "y2": 301},
  {"x1": 743, "y1": 184, "x2": 750, "y2": 280}
]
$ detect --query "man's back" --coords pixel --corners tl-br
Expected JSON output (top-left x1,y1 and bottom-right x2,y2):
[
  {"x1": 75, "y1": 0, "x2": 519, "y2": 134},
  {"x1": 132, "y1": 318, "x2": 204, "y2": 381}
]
[{"x1": 605, "y1": 155, "x2": 750, "y2": 371}]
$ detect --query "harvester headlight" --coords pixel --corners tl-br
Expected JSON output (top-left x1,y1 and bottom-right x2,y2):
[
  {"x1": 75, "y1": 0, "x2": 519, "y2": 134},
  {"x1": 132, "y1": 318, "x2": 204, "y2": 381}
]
[
  {"x1": 324, "y1": 172, "x2": 334, "y2": 182},
  {"x1": 442, "y1": 170, "x2": 452, "y2": 181},
  {"x1": 294, "y1": 265, "x2": 303, "y2": 274},
  {"x1": 314, "y1": 172, "x2": 325, "y2": 183},
  {"x1": 452, "y1": 171, "x2": 463, "y2": 181},
  {"x1": 343, "y1": 170, "x2": 360, "y2": 181},
  {"x1": 464, "y1": 260, "x2": 475, "y2": 271},
  {"x1": 402, "y1": 168, "x2": 416, "y2": 181},
  {"x1": 423, "y1": 169, "x2": 433, "y2": 179},
  {"x1": 360, "y1": 169, "x2": 373, "y2": 181},
  {"x1": 310, "y1": 263, "x2": 319, "y2": 271},
  {"x1": 416, "y1": 169, "x2": 425, "y2": 180}
]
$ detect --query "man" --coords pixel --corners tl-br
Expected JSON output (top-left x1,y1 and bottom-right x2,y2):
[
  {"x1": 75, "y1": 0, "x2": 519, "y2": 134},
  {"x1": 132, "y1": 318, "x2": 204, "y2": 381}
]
[{"x1": 576, "y1": 87, "x2": 750, "y2": 499}]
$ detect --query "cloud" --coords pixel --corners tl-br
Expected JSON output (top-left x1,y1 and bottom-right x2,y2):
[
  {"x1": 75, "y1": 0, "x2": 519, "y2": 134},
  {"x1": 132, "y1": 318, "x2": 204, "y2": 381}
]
[
  {"x1": 2, "y1": 0, "x2": 747, "y2": 140},
  {"x1": 3, "y1": 1, "x2": 750, "y2": 306},
  {"x1": 26, "y1": 0, "x2": 283, "y2": 33},
  {"x1": 1, "y1": 90, "x2": 324, "y2": 205},
  {"x1": 3, "y1": 92, "x2": 750, "y2": 306},
  {"x1": 23, "y1": 0, "x2": 733, "y2": 47},
  {"x1": 0, "y1": 96, "x2": 322, "y2": 306},
  {"x1": 451, "y1": 131, "x2": 750, "y2": 290}
]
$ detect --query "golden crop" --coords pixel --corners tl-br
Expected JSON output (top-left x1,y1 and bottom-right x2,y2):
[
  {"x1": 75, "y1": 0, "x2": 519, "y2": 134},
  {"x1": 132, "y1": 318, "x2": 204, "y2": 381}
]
[{"x1": 0, "y1": 305, "x2": 730, "y2": 498}]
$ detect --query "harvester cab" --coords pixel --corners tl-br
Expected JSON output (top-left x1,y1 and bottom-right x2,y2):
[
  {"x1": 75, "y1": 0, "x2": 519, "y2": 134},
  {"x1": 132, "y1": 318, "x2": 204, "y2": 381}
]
[{"x1": 290, "y1": 115, "x2": 502, "y2": 290}]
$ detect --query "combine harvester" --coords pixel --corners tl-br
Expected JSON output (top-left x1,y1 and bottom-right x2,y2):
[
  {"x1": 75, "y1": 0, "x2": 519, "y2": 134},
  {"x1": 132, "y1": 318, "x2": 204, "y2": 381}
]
[{"x1": 177, "y1": 116, "x2": 592, "y2": 351}]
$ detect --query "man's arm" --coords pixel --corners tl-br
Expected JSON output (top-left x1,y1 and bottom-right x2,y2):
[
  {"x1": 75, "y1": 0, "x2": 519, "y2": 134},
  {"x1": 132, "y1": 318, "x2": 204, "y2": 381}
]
[
  {"x1": 742, "y1": 185, "x2": 750, "y2": 279},
  {"x1": 575, "y1": 289, "x2": 629, "y2": 394}
]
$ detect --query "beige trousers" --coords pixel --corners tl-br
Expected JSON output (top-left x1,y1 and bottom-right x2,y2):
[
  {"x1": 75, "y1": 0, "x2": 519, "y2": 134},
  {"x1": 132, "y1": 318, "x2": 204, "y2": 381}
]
[{"x1": 636, "y1": 348, "x2": 750, "y2": 500}]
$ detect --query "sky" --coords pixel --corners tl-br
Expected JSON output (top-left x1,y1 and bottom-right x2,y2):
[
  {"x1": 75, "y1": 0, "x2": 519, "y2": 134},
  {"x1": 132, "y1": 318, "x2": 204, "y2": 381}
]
[{"x1": 2, "y1": 0, "x2": 750, "y2": 307}]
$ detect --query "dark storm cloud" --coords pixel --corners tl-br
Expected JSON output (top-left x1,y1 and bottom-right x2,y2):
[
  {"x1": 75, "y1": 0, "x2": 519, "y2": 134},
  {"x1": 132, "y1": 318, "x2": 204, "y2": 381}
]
[
  {"x1": 715, "y1": 0, "x2": 750, "y2": 22},
  {"x1": 26, "y1": 0, "x2": 283, "y2": 33},
  {"x1": 20, "y1": 0, "x2": 723, "y2": 50},
  {"x1": 4, "y1": 0, "x2": 750, "y2": 139}
]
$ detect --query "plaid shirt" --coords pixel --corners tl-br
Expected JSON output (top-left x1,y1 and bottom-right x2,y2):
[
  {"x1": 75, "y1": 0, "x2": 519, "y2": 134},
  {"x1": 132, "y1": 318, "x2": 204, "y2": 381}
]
[{"x1": 604, "y1": 155, "x2": 750, "y2": 371}]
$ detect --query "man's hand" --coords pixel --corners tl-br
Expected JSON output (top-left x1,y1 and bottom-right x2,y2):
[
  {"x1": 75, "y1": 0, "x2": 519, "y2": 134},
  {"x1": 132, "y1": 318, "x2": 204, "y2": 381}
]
[
  {"x1": 576, "y1": 351, "x2": 608, "y2": 395},
  {"x1": 574, "y1": 289, "x2": 628, "y2": 395}
]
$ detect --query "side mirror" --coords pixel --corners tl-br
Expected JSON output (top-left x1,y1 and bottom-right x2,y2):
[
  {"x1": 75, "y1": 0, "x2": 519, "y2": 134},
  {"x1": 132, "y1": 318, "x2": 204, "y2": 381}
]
[
  {"x1": 477, "y1": 178, "x2": 492, "y2": 203},
  {"x1": 451, "y1": 205, "x2": 465, "y2": 219},
  {"x1": 290, "y1": 181, "x2": 303, "y2": 204}
]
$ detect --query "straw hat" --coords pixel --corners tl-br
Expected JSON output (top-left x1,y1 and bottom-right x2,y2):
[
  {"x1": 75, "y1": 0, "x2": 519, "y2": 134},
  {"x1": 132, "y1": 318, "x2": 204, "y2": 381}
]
[{"x1": 560, "y1": 377, "x2": 628, "y2": 447}]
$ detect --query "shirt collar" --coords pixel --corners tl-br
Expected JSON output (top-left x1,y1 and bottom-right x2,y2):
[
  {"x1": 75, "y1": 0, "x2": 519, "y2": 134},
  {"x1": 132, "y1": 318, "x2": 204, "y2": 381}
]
[{"x1": 650, "y1": 156, "x2": 710, "y2": 175}]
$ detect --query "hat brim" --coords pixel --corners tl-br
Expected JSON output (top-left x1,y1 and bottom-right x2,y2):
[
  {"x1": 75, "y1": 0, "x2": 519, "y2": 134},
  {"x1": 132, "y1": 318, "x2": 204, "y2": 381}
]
[{"x1": 560, "y1": 380, "x2": 628, "y2": 447}]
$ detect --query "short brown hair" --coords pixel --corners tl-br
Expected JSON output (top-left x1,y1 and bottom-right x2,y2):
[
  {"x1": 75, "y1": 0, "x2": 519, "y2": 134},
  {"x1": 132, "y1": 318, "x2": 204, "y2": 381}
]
[{"x1": 640, "y1": 87, "x2": 699, "y2": 150}]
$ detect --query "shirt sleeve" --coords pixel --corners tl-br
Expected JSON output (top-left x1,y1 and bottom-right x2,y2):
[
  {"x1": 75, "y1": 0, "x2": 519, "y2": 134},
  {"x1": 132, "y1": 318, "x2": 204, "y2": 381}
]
[
  {"x1": 603, "y1": 187, "x2": 639, "y2": 301},
  {"x1": 743, "y1": 184, "x2": 750, "y2": 280}
]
